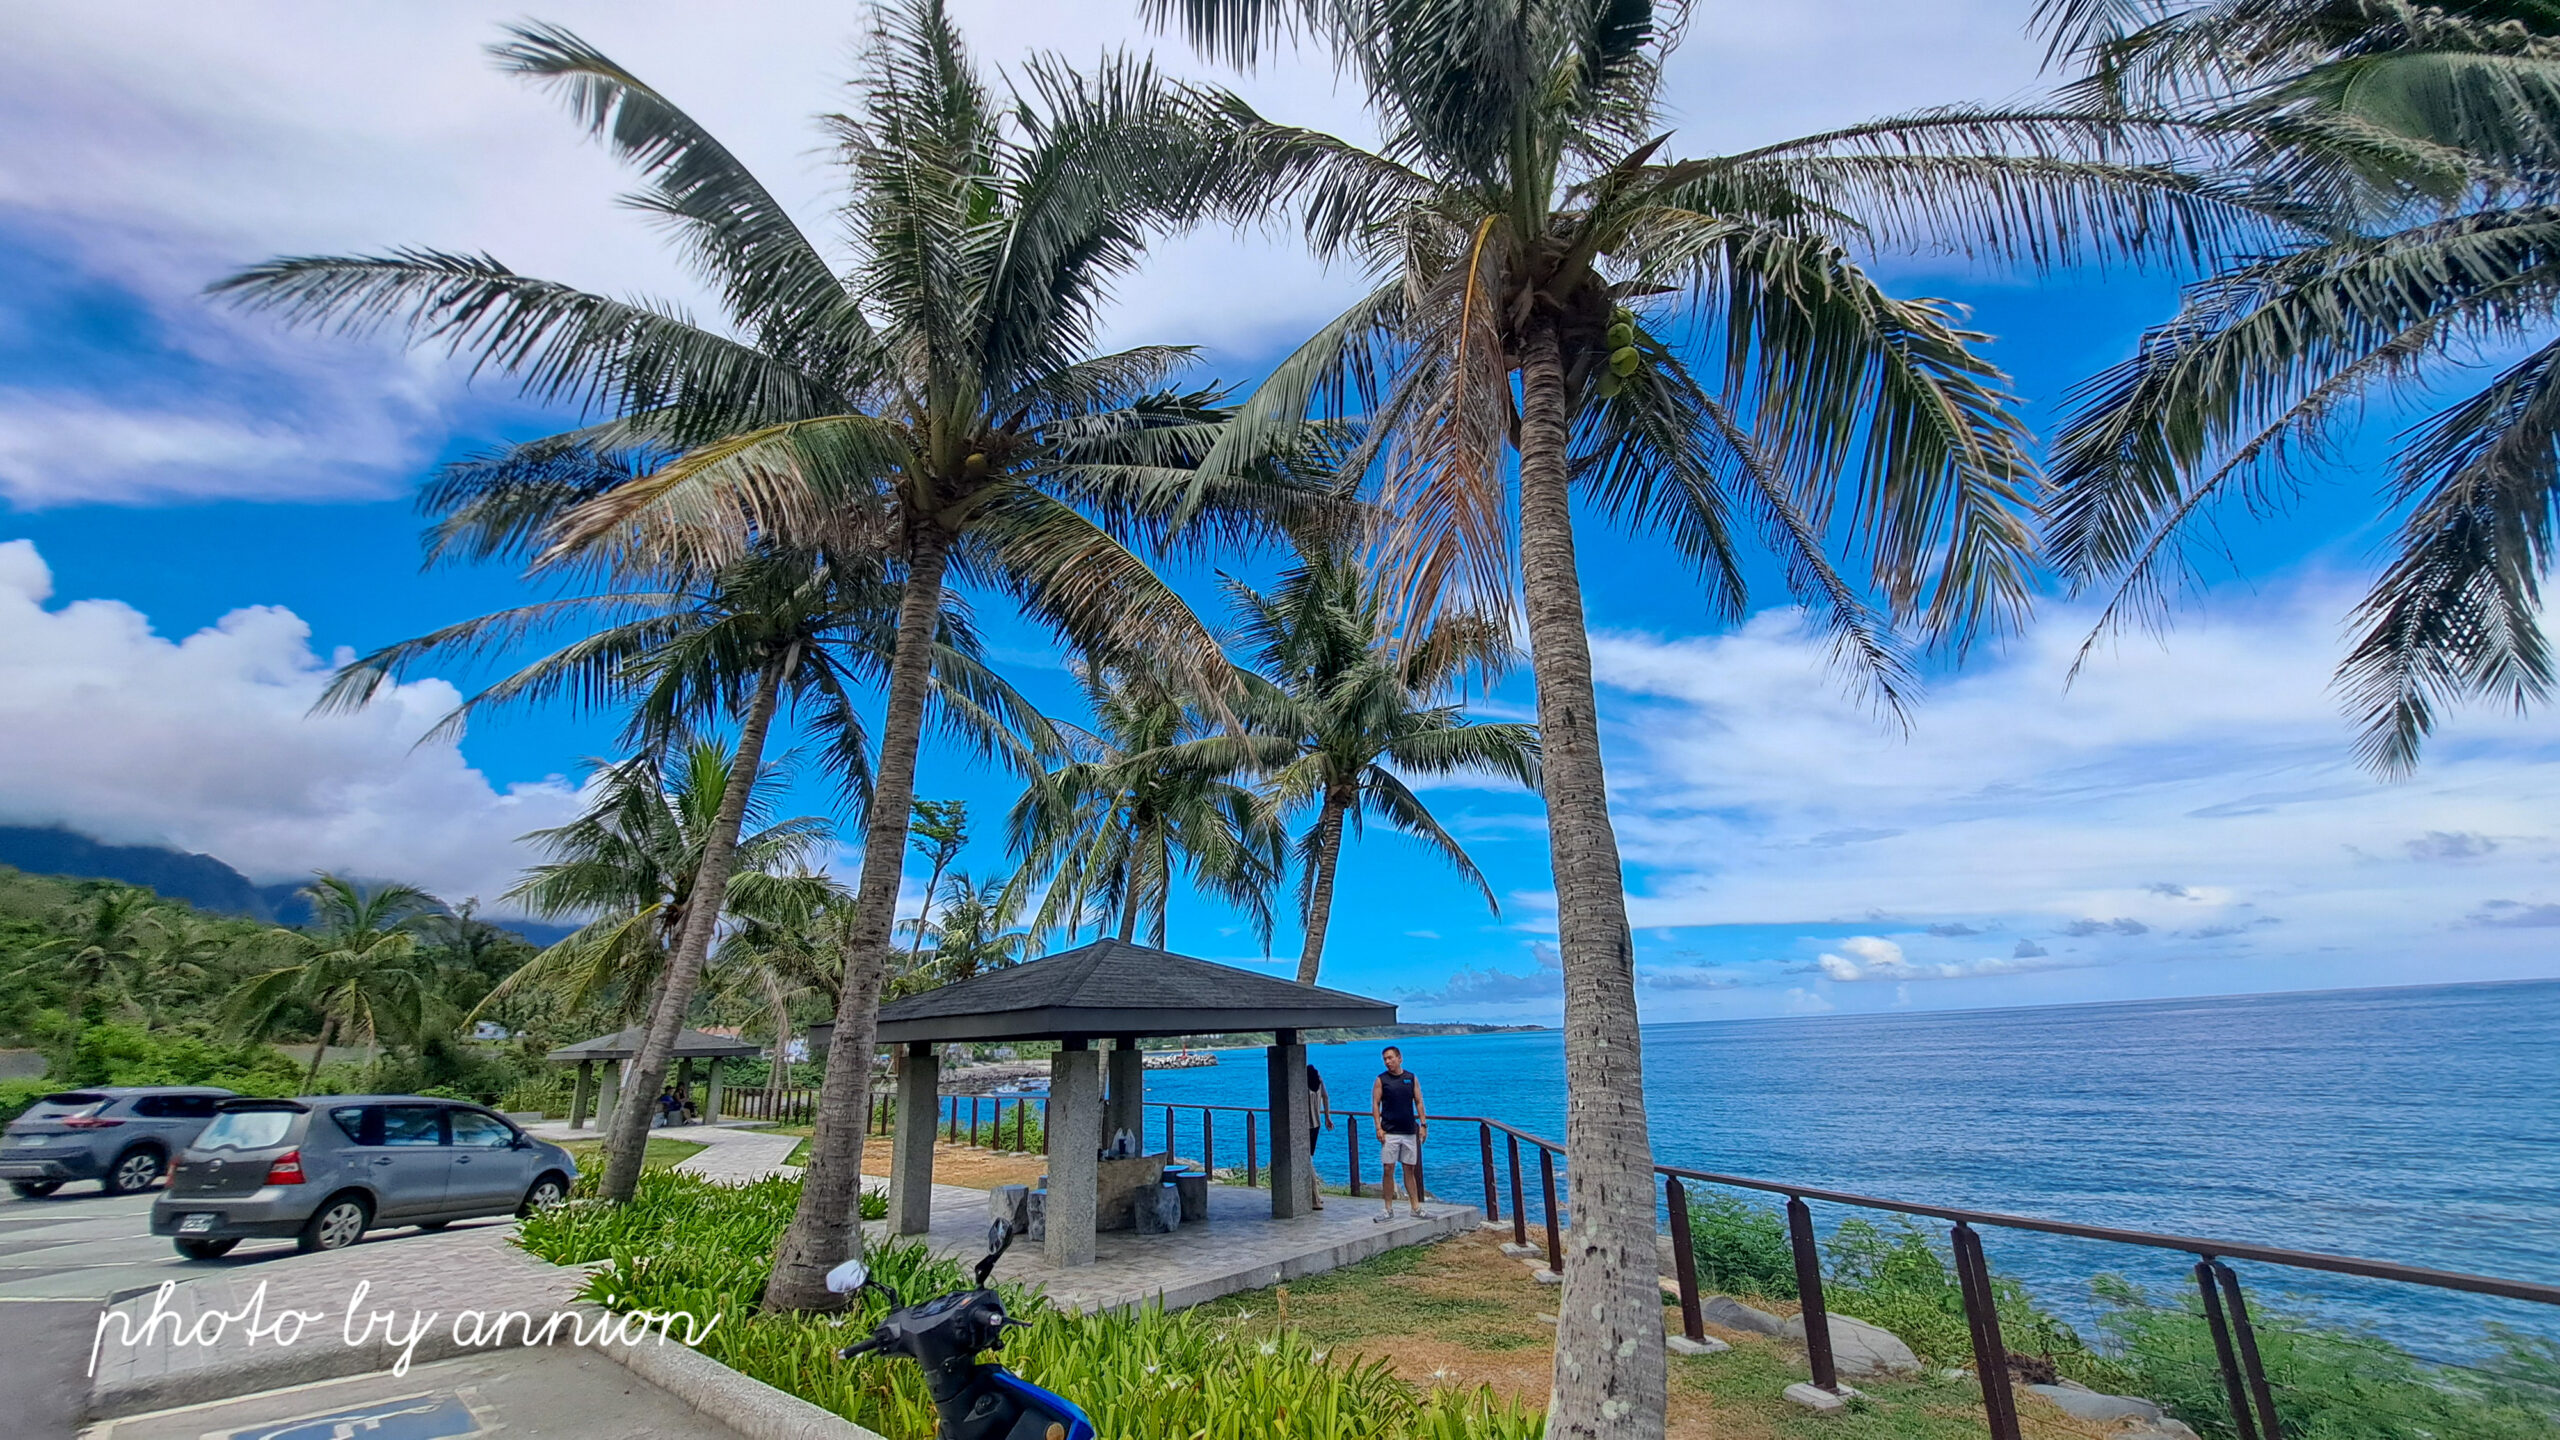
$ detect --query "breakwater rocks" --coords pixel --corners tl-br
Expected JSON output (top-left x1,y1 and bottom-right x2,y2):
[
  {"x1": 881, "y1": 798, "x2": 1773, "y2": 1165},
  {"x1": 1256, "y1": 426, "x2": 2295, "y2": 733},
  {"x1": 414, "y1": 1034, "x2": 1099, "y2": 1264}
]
[{"x1": 1699, "y1": 1292, "x2": 2192, "y2": 1432}]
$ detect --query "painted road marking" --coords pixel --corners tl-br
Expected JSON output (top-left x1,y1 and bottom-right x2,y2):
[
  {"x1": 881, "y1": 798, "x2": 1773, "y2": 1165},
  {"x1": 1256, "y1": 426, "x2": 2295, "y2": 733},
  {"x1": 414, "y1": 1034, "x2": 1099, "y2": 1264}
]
[{"x1": 214, "y1": 1392, "x2": 478, "y2": 1440}]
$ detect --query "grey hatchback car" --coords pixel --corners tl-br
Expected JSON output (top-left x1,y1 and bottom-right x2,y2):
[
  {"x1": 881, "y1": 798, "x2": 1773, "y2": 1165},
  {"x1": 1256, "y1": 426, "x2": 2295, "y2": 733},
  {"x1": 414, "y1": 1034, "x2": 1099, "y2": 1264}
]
[
  {"x1": 1, "y1": 1087, "x2": 236, "y2": 1198},
  {"x1": 151, "y1": 1096, "x2": 577, "y2": 1259}
]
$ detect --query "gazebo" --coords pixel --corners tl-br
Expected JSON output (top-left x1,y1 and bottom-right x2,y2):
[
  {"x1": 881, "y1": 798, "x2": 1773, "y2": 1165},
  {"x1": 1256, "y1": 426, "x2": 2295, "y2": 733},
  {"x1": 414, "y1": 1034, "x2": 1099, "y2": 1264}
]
[
  {"x1": 546, "y1": 1025, "x2": 764, "y2": 1129},
  {"x1": 873, "y1": 938, "x2": 1395, "y2": 1269}
]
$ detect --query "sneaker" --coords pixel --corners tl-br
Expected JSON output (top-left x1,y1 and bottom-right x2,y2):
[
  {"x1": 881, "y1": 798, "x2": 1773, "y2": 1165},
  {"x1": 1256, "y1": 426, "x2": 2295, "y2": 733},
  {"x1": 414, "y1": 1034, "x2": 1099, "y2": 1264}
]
[{"x1": 1374, "y1": 1212, "x2": 1397, "y2": 1223}]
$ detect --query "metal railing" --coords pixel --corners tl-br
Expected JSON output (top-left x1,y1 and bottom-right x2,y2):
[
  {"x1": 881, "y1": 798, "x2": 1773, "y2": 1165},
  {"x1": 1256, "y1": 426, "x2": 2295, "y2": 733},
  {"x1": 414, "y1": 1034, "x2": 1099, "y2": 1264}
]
[{"x1": 893, "y1": 1089, "x2": 2560, "y2": 1440}]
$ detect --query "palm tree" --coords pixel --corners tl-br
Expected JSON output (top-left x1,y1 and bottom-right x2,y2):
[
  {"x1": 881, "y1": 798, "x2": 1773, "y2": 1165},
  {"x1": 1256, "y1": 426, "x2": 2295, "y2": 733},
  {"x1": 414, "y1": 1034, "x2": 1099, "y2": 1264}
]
[
  {"x1": 1139, "y1": 1, "x2": 2285, "y2": 1430},
  {"x1": 900, "y1": 871, "x2": 1032, "y2": 984},
  {"x1": 902, "y1": 799, "x2": 970, "y2": 968},
  {"x1": 484, "y1": 742, "x2": 844, "y2": 1031},
  {"x1": 217, "y1": 7, "x2": 1328, "y2": 1303},
  {"x1": 318, "y1": 541, "x2": 1032, "y2": 1204},
  {"x1": 2036, "y1": 0, "x2": 2560, "y2": 772},
  {"x1": 1007, "y1": 659, "x2": 1287, "y2": 949},
  {"x1": 225, "y1": 876, "x2": 442, "y2": 1089},
  {"x1": 1224, "y1": 550, "x2": 1539, "y2": 984},
  {"x1": 17, "y1": 885, "x2": 165, "y2": 1069}
]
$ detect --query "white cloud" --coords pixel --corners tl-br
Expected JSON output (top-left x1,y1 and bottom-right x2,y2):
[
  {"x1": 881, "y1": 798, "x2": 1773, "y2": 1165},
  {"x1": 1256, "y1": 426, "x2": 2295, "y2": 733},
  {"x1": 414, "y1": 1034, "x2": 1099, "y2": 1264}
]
[
  {"x1": 1589, "y1": 575, "x2": 2560, "y2": 991},
  {"x1": 1782, "y1": 987, "x2": 1835, "y2": 1015},
  {"x1": 1814, "y1": 934, "x2": 2085, "y2": 984},
  {"x1": 0, "y1": 2, "x2": 2051, "y2": 506},
  {"x1": 0, "y1": 539, "x2": 581, "y2": 906}
]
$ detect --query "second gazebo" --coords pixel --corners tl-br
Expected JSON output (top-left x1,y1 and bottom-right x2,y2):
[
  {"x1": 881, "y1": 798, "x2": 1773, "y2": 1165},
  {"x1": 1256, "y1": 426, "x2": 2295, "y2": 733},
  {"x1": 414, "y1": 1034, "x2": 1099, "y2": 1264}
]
[{"x1": 873, "y1": 937, "x2": 1395, "y2": 1268}]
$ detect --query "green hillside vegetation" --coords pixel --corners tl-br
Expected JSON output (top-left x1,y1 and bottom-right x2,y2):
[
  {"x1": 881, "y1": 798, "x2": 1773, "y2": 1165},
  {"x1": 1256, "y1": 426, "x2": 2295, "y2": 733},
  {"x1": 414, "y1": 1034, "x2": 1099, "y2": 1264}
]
[{"x1": 0, "y1": 863, "x2": 639, "y2": 1120}]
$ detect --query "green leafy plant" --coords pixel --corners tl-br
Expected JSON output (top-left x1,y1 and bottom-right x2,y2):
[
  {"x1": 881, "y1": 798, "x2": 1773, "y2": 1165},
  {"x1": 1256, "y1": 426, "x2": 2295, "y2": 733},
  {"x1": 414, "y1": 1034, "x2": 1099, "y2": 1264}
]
[
  {"x1": 2093, "y1": 1275, "x2": 2560, "y2": 1440},
  {"x1": 1683, "y1": 1191, "x2": 1798, "y2": 1300},
  {"x1": 517, "y1": 1167, "x2": 1541, "y2": 1438}
]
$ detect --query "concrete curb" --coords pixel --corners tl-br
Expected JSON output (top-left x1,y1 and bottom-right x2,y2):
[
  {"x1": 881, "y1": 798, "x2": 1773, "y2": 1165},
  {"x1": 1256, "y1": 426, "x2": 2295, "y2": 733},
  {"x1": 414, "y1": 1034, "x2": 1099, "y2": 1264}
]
[{"x1": 586, "y1": 1305, "x2": 887, "y2": 1440}]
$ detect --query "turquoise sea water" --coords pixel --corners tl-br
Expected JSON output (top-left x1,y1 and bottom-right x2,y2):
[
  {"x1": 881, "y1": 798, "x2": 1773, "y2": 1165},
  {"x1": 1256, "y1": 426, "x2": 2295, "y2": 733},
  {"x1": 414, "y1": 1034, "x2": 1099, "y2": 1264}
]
[{"x1": 1112, "y1": 978, "x2": 2560, "y2": 1359}]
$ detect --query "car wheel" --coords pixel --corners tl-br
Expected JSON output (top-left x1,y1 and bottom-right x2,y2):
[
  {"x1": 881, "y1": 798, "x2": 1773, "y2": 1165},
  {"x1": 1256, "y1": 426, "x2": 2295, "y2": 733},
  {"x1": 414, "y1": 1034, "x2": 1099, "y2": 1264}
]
[
  {"x1": 297, "y1": 1195, "x2": 370, "y2": 1253},
  {"x1": 519, "y1": 1174, "x2": 569, "y2": 1216},
  {"x1": 174, "y1": 1237, "x2": 239, "y2": 1260},
  {"x1": 106, "y1": 1149, "x2": 164, "y2": 1196},
  {"x1": 9, "y1": 1180, "x2": 63, "y2": 1199}
]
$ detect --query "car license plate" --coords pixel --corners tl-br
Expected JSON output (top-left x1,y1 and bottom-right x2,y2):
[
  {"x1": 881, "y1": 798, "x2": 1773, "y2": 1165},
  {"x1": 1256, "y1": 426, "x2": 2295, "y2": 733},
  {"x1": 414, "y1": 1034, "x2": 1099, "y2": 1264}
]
[
  {"x1": 17, "y1": 1136, "x2": 44, "y2": 1147},
  {"x1": 178, "y1": 1213, "x2": 216, "y2": 1234}
]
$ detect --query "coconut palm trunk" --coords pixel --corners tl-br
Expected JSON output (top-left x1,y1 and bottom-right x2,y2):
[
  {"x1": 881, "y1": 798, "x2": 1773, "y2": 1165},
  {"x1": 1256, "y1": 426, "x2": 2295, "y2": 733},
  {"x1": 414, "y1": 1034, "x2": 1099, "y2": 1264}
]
[
  {"x1": 1515, "y1": 320, "x2": 1665, "y2": 1437},
  {"x1": 1294, "y1": 787, "x2": 1350, "y2": 985},
  {"x1": 600, "y1": 649, "x2": 794, "y2": 1203},
  {"x1": 763, "y1": 532, "x2": 950, "y2": 1310},
  {"x1": 302, "y1": 1015, "x2": 337, "y2": 1092}
]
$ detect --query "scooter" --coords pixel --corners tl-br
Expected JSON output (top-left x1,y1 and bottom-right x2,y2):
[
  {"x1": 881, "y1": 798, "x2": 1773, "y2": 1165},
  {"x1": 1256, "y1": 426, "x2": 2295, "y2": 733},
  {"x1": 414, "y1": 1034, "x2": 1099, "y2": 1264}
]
[{"x1": 827, "y1": 1219, "x2": 1098, "y2": 1440}]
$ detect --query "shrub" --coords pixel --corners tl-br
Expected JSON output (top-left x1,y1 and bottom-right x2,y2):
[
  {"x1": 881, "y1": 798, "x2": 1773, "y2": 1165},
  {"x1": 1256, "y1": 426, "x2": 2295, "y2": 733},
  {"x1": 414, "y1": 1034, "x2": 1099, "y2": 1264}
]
[
  {"x1": 516, "y1": 1168, "x2": 1542, "y2": 1439},
  {"x1": 68, "y1": 1023, "x2": 307, "y2": 1096},
  {"x1": 1684, "y1": 1190, "x2": 1797, "y2": 1299},
  {"x1": 2093, "y1": 1276, "x2": 2560, "y2": 1440}
]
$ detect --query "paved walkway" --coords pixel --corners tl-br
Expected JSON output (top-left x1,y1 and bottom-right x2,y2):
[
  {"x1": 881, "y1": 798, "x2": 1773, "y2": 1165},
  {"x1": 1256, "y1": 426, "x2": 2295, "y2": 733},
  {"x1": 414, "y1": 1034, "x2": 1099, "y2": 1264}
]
[
  {"x1": 527, "y1": 1121, "x2": 808, "y2": 1186},
  {"x1": 873, "y1": 1180, "x2": 1482, "y2": 1314}
]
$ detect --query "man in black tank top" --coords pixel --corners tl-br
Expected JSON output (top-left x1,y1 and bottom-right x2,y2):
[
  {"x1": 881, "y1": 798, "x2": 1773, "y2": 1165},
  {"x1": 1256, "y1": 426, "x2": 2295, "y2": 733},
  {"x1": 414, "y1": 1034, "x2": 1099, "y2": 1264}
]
[{"x1": 1370, "y1": 1046, "x2": 1427, "y2": 1220}]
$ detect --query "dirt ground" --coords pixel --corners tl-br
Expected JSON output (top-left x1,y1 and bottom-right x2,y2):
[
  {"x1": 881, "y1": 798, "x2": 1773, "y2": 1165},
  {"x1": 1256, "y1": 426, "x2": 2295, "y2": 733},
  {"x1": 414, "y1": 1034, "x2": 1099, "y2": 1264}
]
[{"x1": 860, "y1": 1136, "x2": 1047, "y2": 1189}]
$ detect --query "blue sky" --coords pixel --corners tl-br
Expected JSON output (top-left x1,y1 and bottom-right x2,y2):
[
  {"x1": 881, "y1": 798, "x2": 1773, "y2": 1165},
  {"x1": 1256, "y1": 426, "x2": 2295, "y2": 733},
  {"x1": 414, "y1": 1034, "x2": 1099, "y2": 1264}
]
[{"x1": 2, "y1": 1, "x2": 2555, "y2": 1024}]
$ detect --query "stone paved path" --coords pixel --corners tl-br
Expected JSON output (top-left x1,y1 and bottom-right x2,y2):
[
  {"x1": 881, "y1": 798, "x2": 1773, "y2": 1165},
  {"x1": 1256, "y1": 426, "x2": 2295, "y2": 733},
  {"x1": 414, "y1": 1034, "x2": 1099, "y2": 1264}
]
[
  {"x1": 526, "y1": 1121, "x2": 810, "y2": 1186},
  {"x1": 874, "y1": 1179, "x2": 1481, "y2": 1315}
]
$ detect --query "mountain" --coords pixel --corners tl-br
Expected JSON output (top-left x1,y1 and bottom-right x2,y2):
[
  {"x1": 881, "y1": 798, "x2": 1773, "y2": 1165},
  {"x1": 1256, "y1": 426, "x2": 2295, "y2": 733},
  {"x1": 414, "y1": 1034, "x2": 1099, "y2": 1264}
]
[
  {"x1": 0, "y1": 825, "x2": 575, "y2": 944},
  {"x1": 0, "y1": 826, "x2": 278, "y2": 920}
]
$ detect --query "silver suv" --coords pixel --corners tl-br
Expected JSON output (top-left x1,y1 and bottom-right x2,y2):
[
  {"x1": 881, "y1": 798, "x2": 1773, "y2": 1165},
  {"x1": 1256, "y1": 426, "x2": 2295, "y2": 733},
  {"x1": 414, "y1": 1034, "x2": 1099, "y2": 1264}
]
[
  {"x1": 1, "y1": 1087, "x2": 236, "y2": 1198},
  {"x1": 152, "y1": 1096, "x2": 577, "y2": 1260}
]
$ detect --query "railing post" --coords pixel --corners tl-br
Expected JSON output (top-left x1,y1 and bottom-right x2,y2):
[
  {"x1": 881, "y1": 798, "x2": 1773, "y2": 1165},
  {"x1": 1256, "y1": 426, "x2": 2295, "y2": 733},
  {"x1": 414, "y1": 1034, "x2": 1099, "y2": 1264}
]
[
  {"x1": 1348, "y1": 1116, "x2": 1362, "y2": 1197},
  {"x1": 1246, "y1": 1110, "x2": 1259, "y2": 1188},
  {"x1": 1538, "y1": 1147, "x2": 1563, "y2": 1275},
  {"x1": 2197, "y1": 1260, "x2": 2266, "y2": 1440},
  {"x1": 1204, "y1": 1110, "x2": 1216, "y2": 1178},
  {"x1": 2212, "y1": 1261, "x2": 2286, "y2": 1440},
  {"x1": 1506, "y1": 1132, "x2": 1527, "y2": 1244},
  {"x1": 1163, "y1": 1103, "x2": 1174, "y2": 1158},
  {"x1": 1479, "y1": 1124, "x2": 1499, "y2": 1221},
  {"x1": 1952, "y1": 1223, "x2": 2023, "y2": 1440},
  {"x1": 972, "y1": 1096, "x2": 983, "y2": 1146},
  {"x1": 945, "y1": 1095, "x2": 957, "y2": 1143},
  {"x1": 1663, "y1": 1176, "x2": 1705, "y2": 1343},
  {"x1": 1787, "y1": 1196, "x2": 1838, "y2": 1392}
]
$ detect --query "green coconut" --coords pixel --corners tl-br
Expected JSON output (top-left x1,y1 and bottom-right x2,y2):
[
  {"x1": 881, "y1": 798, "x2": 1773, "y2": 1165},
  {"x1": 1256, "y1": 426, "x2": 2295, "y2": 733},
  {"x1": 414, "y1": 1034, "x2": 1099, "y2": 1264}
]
[
  {"x1": 1605, "y1": 322, "x2": 1635, "y2": 349},
  {"x1": 1610, "y1": 346, "x2": 1642, "y2": 376}
]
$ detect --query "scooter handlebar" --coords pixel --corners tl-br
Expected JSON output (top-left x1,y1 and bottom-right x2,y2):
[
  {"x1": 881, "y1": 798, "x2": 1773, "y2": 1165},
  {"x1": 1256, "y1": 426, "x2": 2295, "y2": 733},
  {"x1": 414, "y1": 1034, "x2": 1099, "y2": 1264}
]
[{"x1": 837, "y1": 1336, "x2": 887, "y2": 1360}]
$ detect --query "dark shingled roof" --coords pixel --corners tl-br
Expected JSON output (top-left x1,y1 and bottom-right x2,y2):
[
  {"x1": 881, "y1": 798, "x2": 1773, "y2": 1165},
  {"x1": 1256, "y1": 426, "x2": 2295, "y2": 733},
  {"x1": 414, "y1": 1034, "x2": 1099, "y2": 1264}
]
[
  {"x1": 546, "y1": 1026, "x2": 764, "y2": 1062},
  {"x1": 873, "y1": 938, "x2": 1395, "y2": 1043}
]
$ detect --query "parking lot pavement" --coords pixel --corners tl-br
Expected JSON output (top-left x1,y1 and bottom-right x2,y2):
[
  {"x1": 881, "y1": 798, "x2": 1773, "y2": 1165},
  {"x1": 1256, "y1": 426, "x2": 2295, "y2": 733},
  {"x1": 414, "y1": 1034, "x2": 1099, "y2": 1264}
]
[
  {"x1": 2, "y1": 1188, "x2": 187, "y2": 1440},
  {"x1": 79, "y1": 1345, "x2": 750, "y2": 1439},
  {"x1": 0, "y1": 1186, "x2": 514, "y2": 1438}
]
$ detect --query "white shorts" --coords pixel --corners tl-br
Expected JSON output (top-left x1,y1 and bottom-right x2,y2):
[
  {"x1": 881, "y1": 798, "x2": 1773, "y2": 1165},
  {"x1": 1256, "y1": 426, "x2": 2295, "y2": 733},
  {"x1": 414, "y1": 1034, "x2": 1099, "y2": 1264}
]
[{"x1": 1378, "y1": 1132, "x2": 1420, "y2": 1166}]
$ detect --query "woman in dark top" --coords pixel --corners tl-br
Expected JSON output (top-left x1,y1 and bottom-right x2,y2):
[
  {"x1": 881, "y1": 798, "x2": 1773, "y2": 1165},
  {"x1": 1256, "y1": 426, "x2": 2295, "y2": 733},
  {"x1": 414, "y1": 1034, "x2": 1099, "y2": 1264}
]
[{"x1": 1306, "y1": 1064, "x2": 1331, "y2": 1209}]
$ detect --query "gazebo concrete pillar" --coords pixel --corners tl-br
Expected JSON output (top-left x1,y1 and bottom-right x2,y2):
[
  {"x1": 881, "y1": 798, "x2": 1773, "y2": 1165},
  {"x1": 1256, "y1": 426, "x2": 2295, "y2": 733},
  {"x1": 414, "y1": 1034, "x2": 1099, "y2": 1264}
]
[
  {"x1": 889, "y1": 1041, "x2": 939, "y2": 1234},
  {"x1": 1104, "y1": 1035, "x2": 1145, "y2": 1149},
  {"x1": 570, "y1": 1060, "x2": 595, "y2": 1130},
  {"x1": 596, "y1": 1059, "x2": 623, "y2": 1129},
  {"x1": 1266, "y1": 1028, "x2": 1313, "y2": 1219},
  {"x1": 703, "y1": 1056, "x2": 724, "y2": 1124},
  {"x1": 675, "y1": 1057, "x2": 696, "y2": 1113},
  {"x1": 1045, "y1": 1039, "x2": 1101, "y2": 1268}
]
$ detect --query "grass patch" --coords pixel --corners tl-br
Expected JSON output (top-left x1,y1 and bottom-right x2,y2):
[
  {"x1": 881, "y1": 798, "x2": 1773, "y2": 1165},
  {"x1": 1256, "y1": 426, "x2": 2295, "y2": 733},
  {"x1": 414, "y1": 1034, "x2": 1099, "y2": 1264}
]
[{"x1": 557, "y1": 1136, "x2": 708, "y2": 1174}]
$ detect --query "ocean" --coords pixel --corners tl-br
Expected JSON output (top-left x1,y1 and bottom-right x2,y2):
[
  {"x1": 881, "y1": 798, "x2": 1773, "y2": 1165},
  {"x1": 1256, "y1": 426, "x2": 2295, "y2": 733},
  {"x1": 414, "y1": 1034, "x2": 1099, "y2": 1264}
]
[{"x1": 1118, "y1": 978, "x2": 2560, "y2": 1359}]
